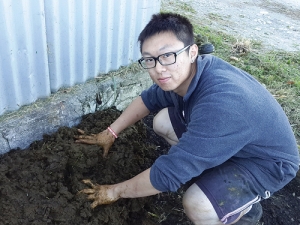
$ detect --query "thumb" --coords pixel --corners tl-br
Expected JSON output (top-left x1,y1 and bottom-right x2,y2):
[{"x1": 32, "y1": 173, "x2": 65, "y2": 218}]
[{"x1": 102, "y1": 142, "x2": 113, "y2": 158}]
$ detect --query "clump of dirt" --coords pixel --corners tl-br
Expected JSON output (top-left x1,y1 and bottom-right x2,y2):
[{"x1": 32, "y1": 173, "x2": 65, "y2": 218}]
[{"x1": 0, "y1": 107, "x2": 299, "y2": 225}]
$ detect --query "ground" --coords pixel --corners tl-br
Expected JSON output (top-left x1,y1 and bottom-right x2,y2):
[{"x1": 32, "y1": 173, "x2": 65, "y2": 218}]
[
  {"x1": 170, "y1": 0, "x2": 300, "y2": 52},
  {"x1": 0, "y1": 108, "x2": 299, "y2": 225}
]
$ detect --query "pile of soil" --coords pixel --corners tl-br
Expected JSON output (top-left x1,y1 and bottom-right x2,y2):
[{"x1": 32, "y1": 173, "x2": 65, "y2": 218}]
[{"x1": 0, "y1": 108, "x2": 299, "y2": 225}]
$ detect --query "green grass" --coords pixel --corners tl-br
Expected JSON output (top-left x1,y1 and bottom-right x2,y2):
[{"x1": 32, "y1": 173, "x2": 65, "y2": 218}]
[{"x1": 162, "y1": 0, "x2": 300, "y2": 147}]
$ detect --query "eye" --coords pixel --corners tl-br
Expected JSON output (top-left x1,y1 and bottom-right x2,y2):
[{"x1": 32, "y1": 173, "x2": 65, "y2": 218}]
[
  {"x1": 144, "y1": 58, "x2": 154, "y2": 63},
  {"x1": 162, "y1": 52, "x2": 173, "y2": 58}
]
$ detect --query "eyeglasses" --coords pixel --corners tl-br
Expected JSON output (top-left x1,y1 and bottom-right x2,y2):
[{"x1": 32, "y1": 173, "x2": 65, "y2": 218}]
[{"x1": 138, "y1": 45, "x2": 190, "y2": 69}]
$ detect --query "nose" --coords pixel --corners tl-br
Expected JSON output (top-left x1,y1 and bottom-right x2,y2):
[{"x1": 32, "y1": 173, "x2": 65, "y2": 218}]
[{"x1": 155, "y1": 60, "x2": 167, "y2": 73}]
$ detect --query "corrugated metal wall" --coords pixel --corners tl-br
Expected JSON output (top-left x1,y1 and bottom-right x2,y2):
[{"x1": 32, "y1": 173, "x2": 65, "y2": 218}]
[
  {"x1": 0, "y1": 0, "x2": 160, "y2": 116},
  {"x1": 0, "y1": 0, "x2": 51, "y2": 115}
]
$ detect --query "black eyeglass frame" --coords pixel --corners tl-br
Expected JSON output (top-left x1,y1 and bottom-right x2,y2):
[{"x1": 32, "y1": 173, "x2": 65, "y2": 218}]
[{"x1": 138, "y1": 45, "x2": 191, "y2": 69}]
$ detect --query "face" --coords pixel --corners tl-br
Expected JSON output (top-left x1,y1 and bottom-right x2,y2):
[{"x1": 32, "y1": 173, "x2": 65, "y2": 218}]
[{"x1": 141, "y1": 32, "x2": 198, "y2": 96}]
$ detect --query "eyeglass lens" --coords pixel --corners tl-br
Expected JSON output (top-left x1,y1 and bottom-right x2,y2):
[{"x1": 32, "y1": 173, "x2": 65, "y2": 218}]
[
  {"x1": 139, "y1": 45, "x2": 190, "y2": 69},
  {"x1": 141, "y1": 53, "x2": 176, "y2": 68}
]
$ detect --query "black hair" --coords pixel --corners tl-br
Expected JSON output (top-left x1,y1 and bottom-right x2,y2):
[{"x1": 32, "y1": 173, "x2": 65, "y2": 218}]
[{"x1": 138, "y1": 13, "x2": 195, "y2": 53}]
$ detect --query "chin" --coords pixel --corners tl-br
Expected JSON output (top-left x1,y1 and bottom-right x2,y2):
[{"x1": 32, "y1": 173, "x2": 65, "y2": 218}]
[{"x1": 158, "y1": 85, "x2": 174, "y2": 92}]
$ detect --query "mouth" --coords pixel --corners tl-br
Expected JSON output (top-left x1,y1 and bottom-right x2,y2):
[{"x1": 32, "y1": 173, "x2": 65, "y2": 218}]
[{"x1": 158, "y1": 77, "x2": 171, "y2": 84}]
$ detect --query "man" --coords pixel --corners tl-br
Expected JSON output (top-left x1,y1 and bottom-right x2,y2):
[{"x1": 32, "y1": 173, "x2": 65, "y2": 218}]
[{"x1": 75, "y1": 13, "x2": 299, "y2": 225}]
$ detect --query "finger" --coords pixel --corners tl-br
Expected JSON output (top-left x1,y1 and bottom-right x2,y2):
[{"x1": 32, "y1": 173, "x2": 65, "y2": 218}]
[
  {"x1": 79, "y1": 134, "x2": 97, "y2": 140},
  {"x1": 74, "y1": 135, "x2": 89, "y2": 140},
  {"x1": 91, "y1": 199, "x2": 114, "y2": 208},
  {"x1": 103, "y1": 146, "x2": 109, "y2": 158},
  {"x1": 79, "y1": 188, "x2": 96, "y2": 194},
  {"x1": 87, "y1": 194, "x2": 97, "y2": 200},
  {"x1": 91, "y1": 201, "x2": 99, "y2": 209},
  {"x1": 102, "y1": 142, "x2": 113, "y2": 157},
  {"x1": 77, "y1": 129, "x2": 85, "y2": 134},
  {"x1": 77, "y1": 135, "x2": 94, "y2": 140},
  {"x1": 82, "y1": 179, "x2": 96, "y2": 188},
  {"x1": 75, "y1": 138, "x2": 98, "y2": 145}
]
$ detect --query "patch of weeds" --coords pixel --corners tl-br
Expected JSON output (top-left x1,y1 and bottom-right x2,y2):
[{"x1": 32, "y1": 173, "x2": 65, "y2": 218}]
[
  {"x1": 161, "y1": 0, "x2": 196, "y2": 14},
  {"x1": 193, "y1": 26, "x2": 235, "y2": 55},
  {"x1": 231, "y1": 39, "x2": 252, "y2": 54},
  {"x1": 98, "y1": 62, "x2": 144, "y2": 79},
  {"x1": 208, "y1": 13, "x2": 223, "y2": 21},
  {"x1": 181, "y1": 2, "x2": 196, "y2": 14}
]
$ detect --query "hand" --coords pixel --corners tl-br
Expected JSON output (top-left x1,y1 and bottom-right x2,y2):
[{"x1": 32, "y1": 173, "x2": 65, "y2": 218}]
[
  {"x1": 74, "y1": 129, "x2": 115, "y2": 157},
  {"x1": 78, "y1": 179, "x2": 119, "y2": 208}
]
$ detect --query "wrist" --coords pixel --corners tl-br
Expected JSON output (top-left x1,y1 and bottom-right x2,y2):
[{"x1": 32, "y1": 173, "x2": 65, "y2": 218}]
[
  {"x1": 111, "y1": 183, "x2": 122, "y2": 200},
  {"x1": 107, "y1": 126, "x2": 118, "y2": 138}
]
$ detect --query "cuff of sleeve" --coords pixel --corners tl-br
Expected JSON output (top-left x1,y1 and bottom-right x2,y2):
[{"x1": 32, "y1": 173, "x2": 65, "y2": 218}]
[{"x1": 150, "y1": 164, "x2": 170, "y2": 192}]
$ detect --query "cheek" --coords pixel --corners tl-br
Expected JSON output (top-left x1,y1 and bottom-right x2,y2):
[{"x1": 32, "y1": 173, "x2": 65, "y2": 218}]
[
  {"x1": 173, "y1": 61, "x2": 186, "y2": 75},
  {"x1": 148, "y1": 71, "x2": 156, "y2": 81},
  {"x1": 177, "y1": 58, "x2": 190, "y2": 71},
  {"x1": 174, "y1": 58, "x2": 187, "y2": 70},
  {"x1": 169, "y1": 62, "x2": 181, "y2": 71}
]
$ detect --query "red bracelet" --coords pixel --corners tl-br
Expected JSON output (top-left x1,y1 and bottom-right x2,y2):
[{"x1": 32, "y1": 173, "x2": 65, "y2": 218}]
[{"x1": 107, "y1": 127, "x2": 118, "y2": 138}]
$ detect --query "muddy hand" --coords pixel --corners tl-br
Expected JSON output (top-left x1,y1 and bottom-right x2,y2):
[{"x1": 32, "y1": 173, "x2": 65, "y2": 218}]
[
  {"x1": 78, "y1": 179, "x2": 119, "y2": 208},
  {"x1": 74, "y1": 129, "x2": 115, "y2": 157}
]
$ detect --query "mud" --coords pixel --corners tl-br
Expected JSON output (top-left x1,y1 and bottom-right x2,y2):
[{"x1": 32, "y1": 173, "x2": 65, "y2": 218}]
[{"x1": 0, "y1": 108, "x2": 299, "y2": 225}]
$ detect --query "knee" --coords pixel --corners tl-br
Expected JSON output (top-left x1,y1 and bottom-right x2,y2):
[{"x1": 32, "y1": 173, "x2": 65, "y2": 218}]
[
  {"x1": 153, "y1": 108, "x2": 169, "y2": 136},
  {"x1": 183, "y1": 184, "x2": 221, "y2": 225},
  {"x1": 182, "y1": 186, "x2": 202, "y2": 221}
]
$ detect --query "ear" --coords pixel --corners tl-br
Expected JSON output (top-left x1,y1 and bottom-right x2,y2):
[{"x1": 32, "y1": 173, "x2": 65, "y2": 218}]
[{"x1": 189, "y1": 44, "x2": 198, "y2": 63}]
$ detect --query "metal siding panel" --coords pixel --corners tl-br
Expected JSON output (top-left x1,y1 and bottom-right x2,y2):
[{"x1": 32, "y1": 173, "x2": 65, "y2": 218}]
[
  {"x1": 0, "y1": 0, "x2": 160, "y2": 115},
  {"x1": 47, "y1": 0, "x2": 160, "y2": 92},
  {"x1": 44, "y1": 0, "x2": 66, "y2": 91},
  {"x1": 0, "y1": 0, "x2": 50, "y2": 115},
  {"x1": 100, "y1": 0, "x2": 114, "y2": 74}
]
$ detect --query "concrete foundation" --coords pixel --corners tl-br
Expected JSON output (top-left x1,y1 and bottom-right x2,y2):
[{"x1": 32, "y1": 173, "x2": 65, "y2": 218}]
[{"x1": 0, "y1": 68, "x2": 152, "y2": 154}]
